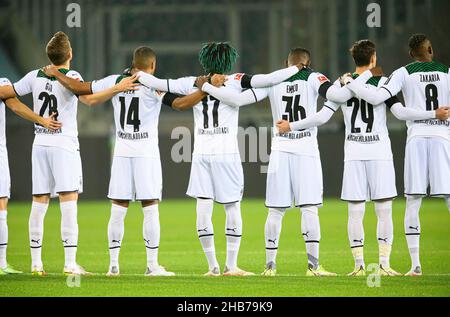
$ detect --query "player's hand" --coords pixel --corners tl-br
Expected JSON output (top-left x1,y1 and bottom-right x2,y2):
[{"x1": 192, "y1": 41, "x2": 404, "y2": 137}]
[
  {"x1": 116, "y1": 74, "x2": 140, "y2": 92},
  {"x1": 339, "y1": 73, "x2": 353, "y2": 86},
  {"x1": 41, "y1": 65, "x2": 59, "y2": 77},
  {"x1": 370, "y1": 66, "x2": 384, "y2": 77},
  {"x1": 195, "y1": 76, "x2": 209, "y2": 89},
  {"x1": 276, "y1": 120, "x2": 291, "y2": 133},
  {"x1": 435, "y1": 106, "x2": 449, "y2": 120},
  {"x1": 41, "y1": 112, "x2": 62, "y2": 131},
  {"x1": 210, "y1": 74, "x2": 227, "y2": 87}
]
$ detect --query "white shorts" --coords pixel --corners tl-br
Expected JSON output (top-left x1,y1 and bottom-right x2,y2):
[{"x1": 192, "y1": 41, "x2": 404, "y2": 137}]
[
  {"x1": 32, "y1": 145, "x2": 83, "y2": 196},
  {"x1": 341, "y1": 160, "x2": 397, "y2": 202},
  {"x1": 187, "y1": 153, "x2": 243, "y2": 204},
  {"x1": 108, "y1": 156, "x2": 162, "y2": 201},
  {"x1": 405, "y1": 137, "x2": 450, "y2": 197},
  {"x1": 0, "y1": 147, "x2": 10, "y2": 199},
  {"x1": 265, "y1": 151, "x2": 323, "y2": 208}
]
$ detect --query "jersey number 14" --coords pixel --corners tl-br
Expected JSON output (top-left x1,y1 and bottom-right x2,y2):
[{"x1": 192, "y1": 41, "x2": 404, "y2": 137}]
[{"x1": 119, "y1": 96, "x2": 141, "y2": 132}]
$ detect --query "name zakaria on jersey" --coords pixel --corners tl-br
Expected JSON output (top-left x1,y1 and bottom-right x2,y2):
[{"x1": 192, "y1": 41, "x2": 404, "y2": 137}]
[
  {"x1": 164, "y1": 74, "x2": 251, "y2": 155},
  {"x1": 260, "y1": 68, "x2": 330, "y2": 156},
  {"x1": 91, "y1": 74, "x2": 165, "y2": 158},
  {"x1": 0, "y1": 78, "x2": 11, "y2": 148},
  {"x1": 382, "y1": 61, "x2": 450, "y2": 141},
  {"x1": 326, "y1": 75, "x2": 395, "y2": 161},
  {"x1": 13, "y1": 69, "x2": 83, "y2": 152}
]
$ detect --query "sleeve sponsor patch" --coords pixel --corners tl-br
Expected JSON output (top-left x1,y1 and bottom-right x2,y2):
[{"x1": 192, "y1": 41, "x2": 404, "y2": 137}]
[
  {"x1": 317, "y1": 75, "x2": 329, "y2": 84},
  {"x1": 234, "y1": 73, "x2": 245, "y2": 81}
]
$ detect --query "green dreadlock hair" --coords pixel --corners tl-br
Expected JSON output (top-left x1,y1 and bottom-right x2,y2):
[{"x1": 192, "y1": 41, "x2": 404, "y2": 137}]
[{"x1": 198, "y1": 42, "x2": 238, "y2": 74}]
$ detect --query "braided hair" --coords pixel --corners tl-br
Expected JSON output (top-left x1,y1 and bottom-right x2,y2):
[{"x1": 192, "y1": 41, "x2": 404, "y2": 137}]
[{"x1": 198, "y1": 42, "x2": 238, "y2": 74}]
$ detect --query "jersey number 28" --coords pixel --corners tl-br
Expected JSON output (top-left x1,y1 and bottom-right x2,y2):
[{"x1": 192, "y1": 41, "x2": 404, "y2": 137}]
[{"x1": 38, "y1": 91, "x2": 58, "y2": 122}]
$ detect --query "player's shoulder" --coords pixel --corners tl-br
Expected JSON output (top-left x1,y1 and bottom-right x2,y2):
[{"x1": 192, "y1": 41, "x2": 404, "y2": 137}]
[
  {"x1": 65, "y1": 69, "x2": 83, "y2": 81},
  {"x1": 0, "y1": 77, "x2": 12, "y2": 86},
  {"x1": 224, "y1": 73, "x2": 246, "y2": 90},
  {"x1": 403, "y1": 61, "x2": 449, "y2": 75},
  {"x1": 284, "y1": 67, "x2": 315, "y2": 83},
  {"x1": 366, "y1": 76, "x2": 384, "y2": 87}
]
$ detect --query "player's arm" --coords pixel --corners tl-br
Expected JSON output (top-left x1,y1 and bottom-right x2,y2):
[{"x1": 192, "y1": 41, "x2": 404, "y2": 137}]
[
  {"x1": 79, "y1": 75, "x2": 139, "y2": 106},
  {"x1": 311, "y1": 73, "x2": 353, "y2": 103},
  {"x1": 42, "y1": 65, "x2": 92, "y2": 95},
  {"x1": 4, "y1": 97, "x2": 62, "y2": 130},
  {"x1": 162, "y1": 91, "x2": 206, "y2": 111},
  {"x1": 201, "y1": 74, "x2": 268, "y2": 107},
  {"x1": 276, "y1": 102, "x2": 338, "y2": 133},
  {"x1": 347, "y1": 68, "x2": 402, "y2": 105},
  {"x1": 243, "y1": 63, "x2": 304, "y2": 88},
  {"x1": 0, "y1": 85, "x2": 16, "y2": 99},
  {"x1": 388, "y1": 98, "x2": 449, "y2": 120}
]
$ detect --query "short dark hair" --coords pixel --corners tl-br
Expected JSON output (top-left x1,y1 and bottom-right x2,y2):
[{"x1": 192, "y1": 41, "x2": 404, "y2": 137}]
[
  {"x1": 408, "y1": 33, "x2": 429, "y2": 57},
  {"x1": 350, "y1": 40, "x2": 376, "y2": 67},
  {"x1": 132, "y1": 46, "x2": 156, "y2": 70},
  {"x1": 46, "y1": 31, "x2": 71, "y2": 65},
  {"x1": 288, "y1": 47, "x2": 311, "y2": 65}
]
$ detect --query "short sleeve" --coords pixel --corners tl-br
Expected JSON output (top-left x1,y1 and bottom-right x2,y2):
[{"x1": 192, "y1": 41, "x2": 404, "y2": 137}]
[
  {"x1": 381, "y1": 68, "x2": 406, "y2": 97},
  {"x1": 0, "y1": 78, "x2": 12, "y2": 87},
  {"x1": 67, "y1": 70, "x2": 84, "y2": 82},
  {"x1": 167, "y1": 77, "x2": 196, "y2": 95},
  {"x1": 13, "y1": 70, "x2": 37, "y2": 97},
  {"x1": 308, "y1": 72, "x2": 332, "y2": 97},
  {"x1": 91, "y1": 75, "x2": 119, "y2": 94}
]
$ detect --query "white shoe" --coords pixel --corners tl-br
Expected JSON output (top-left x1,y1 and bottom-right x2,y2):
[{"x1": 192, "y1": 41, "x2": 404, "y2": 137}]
[
  {"x1": 64, "y1": 264, "x2": 91, "y2": 276},
  {"x1": 405, "y1": 266, "x2": 422, "y2": 276},
  {"x1": 145, "y1": 265, "x2": 175, "y2": 277},
  {"x1": 223, "y1": 266, "x2": 255, "y2": 276},
  {"x1": 106, "y1": 266, "x2": 120, "y2": 277},
  {"x1": 204, "y1": 267, "x2": 221, "y2": 277}
]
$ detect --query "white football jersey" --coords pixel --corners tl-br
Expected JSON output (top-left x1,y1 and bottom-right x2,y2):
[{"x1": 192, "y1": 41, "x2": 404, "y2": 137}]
[
  {"x1": 382, "y1": 61, "x2": 450, "y2": 141},
  {"x1": 325, "y1": 76, "x2": 393, "y2": 161},
  {"x1": 165, "y1": 74, "x2": 247, "y2": 155},
  {"x1": 91, "y1": 74, "x2": 165, "y2": 158},
  {"x1": 13, "y1": 69, "x2": 83, "y2": 152},
  {"x1": 0, "y1": 78, "x2": 11, "y2": 148},
  {"x1": 254, "y1": 68, "x2": 331, "y2": 156}
]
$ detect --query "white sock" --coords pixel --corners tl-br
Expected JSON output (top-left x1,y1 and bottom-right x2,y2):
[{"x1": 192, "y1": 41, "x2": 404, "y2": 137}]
[
  {"x1": 405, "y1": 196, "x2": 422, "y2": 269},
  {"x1": 29, "y1": 201, "x2": 48, "y2": 269},
  {"x1": 196, "y1": 198, "x2": 218, "y2": 270},
  {"x1": 375, "y1": 200, "x2": 393, "y2": 268},
  {"x1": 446, "y1": 197, "x2": 450, "y2": 212},
  {"x1": 60, "y1": 200, "x2": 78, "y2": 269},
  {"x1": 264, "y1": 208, "x2": 284, "y2": 266},
  {"x1": 224, "y1": 202, "x2": 242, "y2": 270},
  {"x1": 301, "y1": 206, "x2": 321, "y2": 270},
  {"x1": 107, "y1": 204, "x2": 127, "y2": 269},
  {"x1": 143, "y1": 204, "x2": 160, "y2": 269},
  {"x1": 0, "y1": 211, "x2": 7, "y2": 269},
  {"x1": 348, "y1": 202, "x2": 365, "y2": 269}
]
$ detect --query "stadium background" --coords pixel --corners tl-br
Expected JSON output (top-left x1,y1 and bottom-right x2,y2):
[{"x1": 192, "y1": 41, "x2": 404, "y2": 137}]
[{"x1": 0, "y1": 0, "x2": 449, "y2": 200}]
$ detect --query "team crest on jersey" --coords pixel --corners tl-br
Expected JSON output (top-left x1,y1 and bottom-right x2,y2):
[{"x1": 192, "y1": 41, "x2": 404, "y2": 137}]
[
  {"x1": 234, "y1": 73, "x2": 244, "y2": 81},
  {"x1": 317, "y1": 75, "x2": 329, "y2": 83}
]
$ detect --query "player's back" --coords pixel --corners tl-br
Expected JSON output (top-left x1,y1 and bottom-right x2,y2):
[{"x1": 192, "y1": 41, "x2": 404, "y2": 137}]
[
  {"x1": 267, "y1": 67, "x2": 324, "y2": 156},
  {"x1": 338, "y1": 75, "x2": 392, "y2": 161},
  {"x1": 387, "y1": 61, "x2": 450, "y2": 139},
  {"x1": 169, "y1": 75, "x2": 242, "y2": 155},
  {"x1": 93, "y1": 73, "x2": 164, "y2": 158},
  {"x1": 13, "y1": 68, "x2": 82, "y2": 152}
]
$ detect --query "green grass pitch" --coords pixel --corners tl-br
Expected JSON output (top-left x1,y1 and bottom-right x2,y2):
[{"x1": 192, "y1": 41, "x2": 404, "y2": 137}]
[{"x1": 1, "y1": 198, "x2": 449, "y2": 297}]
